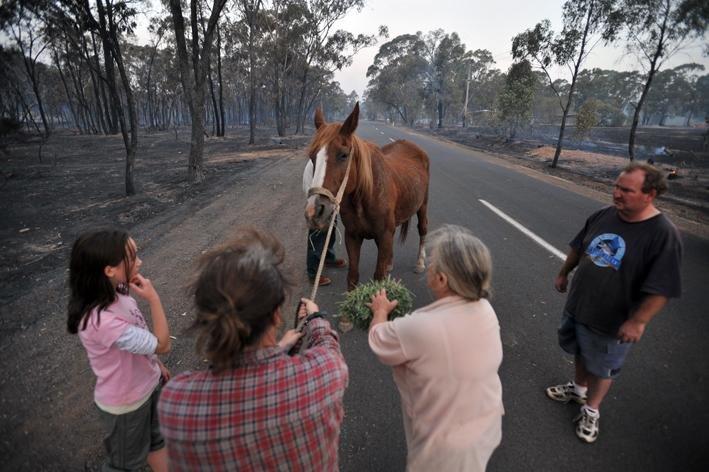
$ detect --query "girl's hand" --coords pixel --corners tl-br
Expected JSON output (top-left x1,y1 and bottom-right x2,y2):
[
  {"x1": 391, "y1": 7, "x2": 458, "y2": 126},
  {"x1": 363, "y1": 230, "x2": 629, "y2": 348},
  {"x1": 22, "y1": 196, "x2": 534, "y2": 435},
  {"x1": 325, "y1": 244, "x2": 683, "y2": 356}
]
[
  {"x1": 298, "y1": 298, "x2": 319, "y2": 319},
  {"x1": 366, "y1": 289, "x2": 398, "y2": 317},
  {"x1": 158, "y1": 360, "x2": 171, "y2": 383},
  {"x1": 129, "y1": 273, "x2": 159, "y2": 303},
  {"x1": 278, "y1": 329, "x2": 304, "y2": 351}
]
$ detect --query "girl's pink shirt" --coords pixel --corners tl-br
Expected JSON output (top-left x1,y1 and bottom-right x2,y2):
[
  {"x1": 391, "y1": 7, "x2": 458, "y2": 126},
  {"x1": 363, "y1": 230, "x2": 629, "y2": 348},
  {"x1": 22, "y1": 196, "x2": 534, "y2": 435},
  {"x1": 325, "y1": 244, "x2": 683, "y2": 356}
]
[{"x1": 78, "y1": 294, "x2": 160, "y2": 407}]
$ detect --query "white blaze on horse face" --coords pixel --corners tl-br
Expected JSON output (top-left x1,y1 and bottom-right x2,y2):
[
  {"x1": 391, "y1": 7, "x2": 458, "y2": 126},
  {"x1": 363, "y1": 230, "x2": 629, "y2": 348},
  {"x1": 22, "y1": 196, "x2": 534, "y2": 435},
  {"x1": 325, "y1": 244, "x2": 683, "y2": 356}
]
[
  {"x1": 305, "y1": 146, "x2": 328, "y2": 217},
  {"x1": 302, "y1": 159, "x2": 314, "y2": 195},
  {"x1": 311, "y1": 146, "x2": 328, "y2": 189}
]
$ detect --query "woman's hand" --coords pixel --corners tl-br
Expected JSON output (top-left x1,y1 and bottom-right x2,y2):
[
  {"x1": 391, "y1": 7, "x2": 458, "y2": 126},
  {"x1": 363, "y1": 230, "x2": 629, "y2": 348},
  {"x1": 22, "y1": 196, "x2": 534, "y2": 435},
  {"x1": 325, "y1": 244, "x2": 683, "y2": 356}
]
[
  {"x1": 278, "y1": 329, "x2": 304, "y2": 350},
  {"x1": 298, "y1": 298, "x2": 319, "y2": 319},
  {"x1": 367, "y1": 289, "x2": 398, "y2": 328}
]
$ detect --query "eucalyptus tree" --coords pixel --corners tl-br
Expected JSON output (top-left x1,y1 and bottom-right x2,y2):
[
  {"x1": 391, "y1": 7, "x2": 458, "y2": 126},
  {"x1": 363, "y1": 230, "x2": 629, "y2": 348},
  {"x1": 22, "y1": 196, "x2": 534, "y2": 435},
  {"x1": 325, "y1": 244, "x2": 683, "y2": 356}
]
[
  {"x1": 0, "y1": 0, "x2": 52, "y2": 136},
  {"x1": 462, "y1": 49, "x2": 496, "y2": 127},
  {"x1": 574, "y1": 68, "x2": 643, "y2": 124},
  {"x1": 512, "y1": 0, "x2": 619, "y2": 168},
  {"x1": 260, "y1": 0, "x2": 309, "y2": 136},
  {"x1": 497, "y1": 60, "x2": 537, "y2": 139},
  {"x1": 643, "y1": 63, "x2": 704, "y2": 125},
  {"x1": 429, "y1": 31, "x2": 470, "y2": 127},
  {"x1": 620, "y1": 0, "x2": 708, "y2": 159},
  {"x1": 291, "y1": 0, "x2": 374, "y2": 134},
  {"x1": 168, "y1": 0, "x2": 229, "y2": 182},
  {"x1": 365, "y1": 33, "x2": 429, "y2": 126},
  {"x1": 0, "y1": 45, "x2": 43, "y2": 132}
]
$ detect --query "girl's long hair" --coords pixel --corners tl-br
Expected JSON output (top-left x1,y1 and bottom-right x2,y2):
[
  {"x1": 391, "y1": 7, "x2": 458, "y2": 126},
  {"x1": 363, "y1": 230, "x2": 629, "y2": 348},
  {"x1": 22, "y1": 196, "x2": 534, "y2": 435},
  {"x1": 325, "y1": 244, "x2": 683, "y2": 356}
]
[{"x1": 67, "y1": 229, "x2": 132, "y2": 334}]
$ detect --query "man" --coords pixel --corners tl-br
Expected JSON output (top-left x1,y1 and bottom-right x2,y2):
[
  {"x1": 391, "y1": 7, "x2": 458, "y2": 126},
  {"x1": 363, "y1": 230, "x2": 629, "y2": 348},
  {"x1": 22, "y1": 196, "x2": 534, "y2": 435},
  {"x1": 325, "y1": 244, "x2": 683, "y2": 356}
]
[
  {"x1": 547, "y1": 163, "x2": 682, "y2": 443},
  {"x1": 307, "y1": 228, "x2": 346, "y2": 286}
]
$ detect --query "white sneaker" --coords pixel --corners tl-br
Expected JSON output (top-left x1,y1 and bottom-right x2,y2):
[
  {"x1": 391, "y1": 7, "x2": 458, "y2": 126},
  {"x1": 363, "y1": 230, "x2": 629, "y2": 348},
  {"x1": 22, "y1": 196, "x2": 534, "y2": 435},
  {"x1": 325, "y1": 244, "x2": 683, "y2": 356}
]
[{"x1": 574, "y1": 407, "x2": 599, "y2": 443}]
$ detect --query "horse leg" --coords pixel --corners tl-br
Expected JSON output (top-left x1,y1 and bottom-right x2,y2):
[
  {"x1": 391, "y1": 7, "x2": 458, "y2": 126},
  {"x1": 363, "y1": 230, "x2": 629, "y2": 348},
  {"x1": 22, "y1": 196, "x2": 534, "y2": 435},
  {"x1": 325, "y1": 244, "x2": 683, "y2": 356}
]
[
  {"x1": 373, "y1": 230, "x2": 395, "y2": 280},
  {"x1": 345, "y1": 232, "x2": 363, "y2": 290},
  {"x1": 414, "y1": 202, "x2": 428, "y2": 274}
]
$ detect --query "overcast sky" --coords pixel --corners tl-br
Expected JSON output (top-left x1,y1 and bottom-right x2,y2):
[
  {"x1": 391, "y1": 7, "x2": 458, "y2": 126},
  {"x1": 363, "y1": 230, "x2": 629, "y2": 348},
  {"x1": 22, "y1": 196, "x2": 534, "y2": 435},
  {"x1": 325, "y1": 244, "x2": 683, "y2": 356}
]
[{"x1": 331, "y1": 0, "x2": 709, "y2": 97}]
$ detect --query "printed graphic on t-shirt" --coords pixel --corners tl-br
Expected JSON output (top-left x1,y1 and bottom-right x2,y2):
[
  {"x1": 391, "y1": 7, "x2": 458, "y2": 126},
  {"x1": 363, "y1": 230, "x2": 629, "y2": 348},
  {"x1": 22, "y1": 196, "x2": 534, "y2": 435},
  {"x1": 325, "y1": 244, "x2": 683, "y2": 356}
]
[
  {"x1": 129, "y1": 307, "x2": 148, "y2": 329},
  {"x1": 586, "y1": 233, "x2": 626, "y2": 270}
]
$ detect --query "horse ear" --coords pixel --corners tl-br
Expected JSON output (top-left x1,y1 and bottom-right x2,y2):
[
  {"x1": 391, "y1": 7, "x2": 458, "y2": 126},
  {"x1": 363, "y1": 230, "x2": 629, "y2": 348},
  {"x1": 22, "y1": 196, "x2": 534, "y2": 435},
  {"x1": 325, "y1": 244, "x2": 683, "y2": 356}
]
[
  {"x1": 340, "y1": 102, "x2": 359, "y2": 136},
  {"x1": 314, "y1": 107, "x2": 326, "y2": 129}
]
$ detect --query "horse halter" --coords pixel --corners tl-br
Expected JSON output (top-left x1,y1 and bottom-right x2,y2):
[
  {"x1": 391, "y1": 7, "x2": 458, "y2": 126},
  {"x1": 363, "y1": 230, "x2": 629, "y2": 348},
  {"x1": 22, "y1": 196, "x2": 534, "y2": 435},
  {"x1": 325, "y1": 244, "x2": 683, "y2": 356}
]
[{"x1": 307, "y1": 152, "x2": 354, "y2": 208}]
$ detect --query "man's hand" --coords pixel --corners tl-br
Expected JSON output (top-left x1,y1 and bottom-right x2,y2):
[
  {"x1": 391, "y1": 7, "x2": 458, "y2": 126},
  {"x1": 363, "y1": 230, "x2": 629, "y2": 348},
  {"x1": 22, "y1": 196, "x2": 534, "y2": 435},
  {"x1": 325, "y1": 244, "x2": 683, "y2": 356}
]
[
  {"x1": 554, "y1": 274, "x2": 569, "y2": 293},
  {"x1": 617, "y1": 318, "x2": 646, "y2": 343}
]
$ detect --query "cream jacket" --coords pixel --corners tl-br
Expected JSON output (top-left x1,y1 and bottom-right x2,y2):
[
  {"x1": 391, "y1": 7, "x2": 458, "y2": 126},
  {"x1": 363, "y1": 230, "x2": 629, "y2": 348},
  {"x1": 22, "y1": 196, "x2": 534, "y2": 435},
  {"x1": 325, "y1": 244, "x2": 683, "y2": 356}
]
[{"x1": 369, "y1": 295, "x2": 504, "y2": 472}]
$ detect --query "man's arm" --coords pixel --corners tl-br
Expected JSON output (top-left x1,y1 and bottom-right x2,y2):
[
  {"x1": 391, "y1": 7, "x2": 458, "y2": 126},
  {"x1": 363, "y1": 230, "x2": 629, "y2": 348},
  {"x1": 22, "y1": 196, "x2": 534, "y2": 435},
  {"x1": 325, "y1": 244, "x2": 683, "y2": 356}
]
[
  {"x1": 555, "y1": 248, "x2": 580, "y2": 293},
  {"x1": 617, "y1": 294, "x2": 669, "y2": 343}
]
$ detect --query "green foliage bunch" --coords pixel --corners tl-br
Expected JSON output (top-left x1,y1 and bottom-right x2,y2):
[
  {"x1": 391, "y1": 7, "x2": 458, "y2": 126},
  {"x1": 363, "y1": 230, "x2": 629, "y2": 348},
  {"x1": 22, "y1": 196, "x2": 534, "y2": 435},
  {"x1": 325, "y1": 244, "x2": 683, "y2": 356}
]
[{"x1": 338, "y1": 276, "x2": 414, "y2": 330}]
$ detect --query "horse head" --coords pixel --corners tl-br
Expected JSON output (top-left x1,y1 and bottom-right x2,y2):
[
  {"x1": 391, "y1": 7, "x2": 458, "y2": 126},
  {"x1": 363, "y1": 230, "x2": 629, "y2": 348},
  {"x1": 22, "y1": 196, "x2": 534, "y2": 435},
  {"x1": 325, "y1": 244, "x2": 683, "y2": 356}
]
[{"x1": 303, "y1": 102, "x2": 372, "y2": 230}]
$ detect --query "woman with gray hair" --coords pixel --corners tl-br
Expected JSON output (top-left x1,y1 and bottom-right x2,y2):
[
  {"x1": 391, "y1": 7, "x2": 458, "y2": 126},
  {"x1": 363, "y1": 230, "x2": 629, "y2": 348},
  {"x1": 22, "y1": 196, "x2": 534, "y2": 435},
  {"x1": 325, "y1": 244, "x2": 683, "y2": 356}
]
[{"x1": 368, "y1": 224, "x2": 503, "y2": 471}]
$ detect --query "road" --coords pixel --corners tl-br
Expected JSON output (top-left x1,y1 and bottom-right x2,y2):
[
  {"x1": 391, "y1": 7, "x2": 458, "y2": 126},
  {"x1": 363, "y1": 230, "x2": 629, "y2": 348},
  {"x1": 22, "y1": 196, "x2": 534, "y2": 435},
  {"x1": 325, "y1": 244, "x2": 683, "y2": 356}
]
[{"x1": 316, "y1": 121, "x2": 709, "y2": 471}]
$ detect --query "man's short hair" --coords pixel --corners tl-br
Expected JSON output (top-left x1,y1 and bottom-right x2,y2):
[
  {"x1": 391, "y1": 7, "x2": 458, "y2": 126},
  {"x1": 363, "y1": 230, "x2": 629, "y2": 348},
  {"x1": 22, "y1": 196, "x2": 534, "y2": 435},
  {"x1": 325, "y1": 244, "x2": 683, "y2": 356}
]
[{"x1": 622, "y1": 162, "x2": 668, "y2": 196}]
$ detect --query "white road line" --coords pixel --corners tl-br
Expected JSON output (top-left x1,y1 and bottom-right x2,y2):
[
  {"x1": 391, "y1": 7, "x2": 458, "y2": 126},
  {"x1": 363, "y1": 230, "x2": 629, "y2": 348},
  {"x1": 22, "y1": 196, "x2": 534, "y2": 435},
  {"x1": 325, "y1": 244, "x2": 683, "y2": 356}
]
[
  {"x1": 478, "y1": 199, "x2": 566, "y2": 260},
  {"x1": 388, "y1": 137, "x2": 395, "y2": 142}
]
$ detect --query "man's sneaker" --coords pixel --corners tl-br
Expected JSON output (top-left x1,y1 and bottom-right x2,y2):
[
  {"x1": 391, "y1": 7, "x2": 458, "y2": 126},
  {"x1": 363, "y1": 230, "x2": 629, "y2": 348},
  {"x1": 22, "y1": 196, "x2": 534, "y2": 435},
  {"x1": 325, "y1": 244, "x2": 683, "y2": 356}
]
[
  {"x1": 545, "y1": 382, "x2": 587, "y2": 404},
  {"x1": 574, "y1": 407, "x2": 599, "y2": 443}
]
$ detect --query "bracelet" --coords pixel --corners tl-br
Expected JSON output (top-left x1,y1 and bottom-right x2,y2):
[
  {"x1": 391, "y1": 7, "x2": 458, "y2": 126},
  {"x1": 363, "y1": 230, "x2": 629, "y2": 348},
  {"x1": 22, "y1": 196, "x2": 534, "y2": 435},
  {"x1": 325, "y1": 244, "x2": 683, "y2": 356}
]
[{"x1": 297, "y1": 311, "x2": 327, "y2": 332}]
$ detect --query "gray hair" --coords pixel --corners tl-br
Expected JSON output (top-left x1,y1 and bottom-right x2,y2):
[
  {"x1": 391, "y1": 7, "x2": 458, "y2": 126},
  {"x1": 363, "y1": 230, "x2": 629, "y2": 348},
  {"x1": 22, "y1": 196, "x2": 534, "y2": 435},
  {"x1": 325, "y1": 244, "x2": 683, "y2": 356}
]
[{"x1": 427, "y1": 224, "x2": 492, "y2": 301}]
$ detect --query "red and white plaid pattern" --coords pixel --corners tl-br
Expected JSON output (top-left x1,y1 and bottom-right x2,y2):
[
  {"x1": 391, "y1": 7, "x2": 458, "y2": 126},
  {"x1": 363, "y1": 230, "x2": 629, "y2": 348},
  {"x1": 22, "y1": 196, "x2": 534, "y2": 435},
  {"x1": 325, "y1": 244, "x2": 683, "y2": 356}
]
[{"x1": 158, "y1": 318, "x2": 348, "y2": 471}]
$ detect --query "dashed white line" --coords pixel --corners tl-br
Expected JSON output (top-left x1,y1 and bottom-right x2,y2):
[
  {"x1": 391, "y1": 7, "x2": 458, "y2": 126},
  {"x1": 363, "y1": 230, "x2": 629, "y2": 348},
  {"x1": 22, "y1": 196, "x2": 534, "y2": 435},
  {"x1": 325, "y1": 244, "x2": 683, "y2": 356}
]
[
  {"x1": 388, "y1": 137, "x2": 396, "y2": 142},
  {"x1": 478, "y1": 199, "x2": 566, "y2": 260}
]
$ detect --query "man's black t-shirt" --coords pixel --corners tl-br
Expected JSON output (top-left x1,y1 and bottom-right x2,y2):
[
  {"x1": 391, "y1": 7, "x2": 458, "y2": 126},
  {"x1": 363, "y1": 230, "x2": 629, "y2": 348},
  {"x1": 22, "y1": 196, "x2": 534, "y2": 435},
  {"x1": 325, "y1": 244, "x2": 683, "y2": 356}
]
[{"x1": 565, "y1": 206, "x2": 682, "y2": 336}]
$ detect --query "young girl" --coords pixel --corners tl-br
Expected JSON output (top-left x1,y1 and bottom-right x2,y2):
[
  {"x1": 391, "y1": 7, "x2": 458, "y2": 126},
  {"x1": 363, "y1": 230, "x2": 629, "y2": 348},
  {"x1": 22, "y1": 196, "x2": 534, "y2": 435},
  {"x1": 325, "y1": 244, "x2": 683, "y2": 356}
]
[{"x1": 67, "y1": 228, "x2": 171, "y2": 472}]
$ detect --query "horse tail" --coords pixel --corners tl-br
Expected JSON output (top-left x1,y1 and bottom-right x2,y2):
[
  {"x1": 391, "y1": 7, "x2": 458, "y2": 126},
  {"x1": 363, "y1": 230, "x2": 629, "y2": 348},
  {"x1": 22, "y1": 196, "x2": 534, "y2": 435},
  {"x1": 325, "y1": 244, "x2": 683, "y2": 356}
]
[{"x1": 399, "y1": 219, "x2": 410, "y2": 244}]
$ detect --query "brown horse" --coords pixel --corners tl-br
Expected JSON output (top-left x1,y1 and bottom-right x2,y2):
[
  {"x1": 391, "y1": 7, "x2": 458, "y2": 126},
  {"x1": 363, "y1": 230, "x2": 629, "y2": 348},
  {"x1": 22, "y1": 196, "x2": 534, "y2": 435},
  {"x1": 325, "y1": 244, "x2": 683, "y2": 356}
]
[{"x1": 303, "y1": 103, "x2": 430, "y2": 289}]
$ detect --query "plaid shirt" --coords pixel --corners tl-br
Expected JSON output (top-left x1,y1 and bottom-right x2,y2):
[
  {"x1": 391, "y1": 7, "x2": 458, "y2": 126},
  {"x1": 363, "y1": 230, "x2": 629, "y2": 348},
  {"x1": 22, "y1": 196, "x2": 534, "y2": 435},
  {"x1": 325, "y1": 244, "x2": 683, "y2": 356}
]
[{"x1": 158, "y1": 318, "x2": 348, "y2": 471}]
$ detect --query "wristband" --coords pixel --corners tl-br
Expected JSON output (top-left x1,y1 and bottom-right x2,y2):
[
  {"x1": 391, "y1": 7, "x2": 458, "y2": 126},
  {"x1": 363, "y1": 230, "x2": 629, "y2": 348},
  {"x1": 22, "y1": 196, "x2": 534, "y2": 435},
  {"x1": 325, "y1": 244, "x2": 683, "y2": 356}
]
[{"x1": 296, "y1": 311, "x2": 327, "y2": 332}]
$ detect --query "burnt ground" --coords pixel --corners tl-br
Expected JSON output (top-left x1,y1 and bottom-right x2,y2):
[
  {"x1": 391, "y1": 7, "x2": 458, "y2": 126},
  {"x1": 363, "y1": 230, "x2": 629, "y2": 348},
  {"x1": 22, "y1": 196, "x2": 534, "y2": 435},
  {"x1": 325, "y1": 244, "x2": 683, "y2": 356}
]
[
  {"x1": 0, "y1": 123, "x2": 707, "y2": 470},
  {"x1": 420, "y1": 125, "x2": 709, "y2": 233}
]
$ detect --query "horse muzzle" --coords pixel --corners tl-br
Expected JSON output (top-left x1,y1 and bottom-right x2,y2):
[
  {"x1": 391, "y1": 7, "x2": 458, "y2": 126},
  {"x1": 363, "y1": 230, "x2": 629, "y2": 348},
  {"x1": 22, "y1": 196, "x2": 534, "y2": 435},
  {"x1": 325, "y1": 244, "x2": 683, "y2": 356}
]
[{"x1": 305, "y1": 194, "x2": 334, "y2": 230}]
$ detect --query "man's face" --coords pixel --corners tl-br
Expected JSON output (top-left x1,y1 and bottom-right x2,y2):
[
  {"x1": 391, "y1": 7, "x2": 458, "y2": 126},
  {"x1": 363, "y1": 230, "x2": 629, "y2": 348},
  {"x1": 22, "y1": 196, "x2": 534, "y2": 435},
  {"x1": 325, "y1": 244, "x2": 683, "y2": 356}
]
[{"x1": 612, "y1": 169, "x2": 654, "y2": 215}]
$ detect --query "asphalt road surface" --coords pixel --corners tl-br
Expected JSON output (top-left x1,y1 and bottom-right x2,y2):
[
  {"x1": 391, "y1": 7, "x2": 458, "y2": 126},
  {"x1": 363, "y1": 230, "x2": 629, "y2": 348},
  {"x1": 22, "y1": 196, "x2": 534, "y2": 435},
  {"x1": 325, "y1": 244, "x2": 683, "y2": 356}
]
[{"x1": 314, "y1": 121, "x2": 709, "y2": 471}]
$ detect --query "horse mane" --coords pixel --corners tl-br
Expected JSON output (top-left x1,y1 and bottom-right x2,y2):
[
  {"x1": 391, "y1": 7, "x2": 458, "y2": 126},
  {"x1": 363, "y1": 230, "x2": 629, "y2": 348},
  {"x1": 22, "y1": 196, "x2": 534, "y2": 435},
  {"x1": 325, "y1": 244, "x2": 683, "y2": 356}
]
[{"x1": 308, "y1": 123, "x2": 374, "y2": 202}]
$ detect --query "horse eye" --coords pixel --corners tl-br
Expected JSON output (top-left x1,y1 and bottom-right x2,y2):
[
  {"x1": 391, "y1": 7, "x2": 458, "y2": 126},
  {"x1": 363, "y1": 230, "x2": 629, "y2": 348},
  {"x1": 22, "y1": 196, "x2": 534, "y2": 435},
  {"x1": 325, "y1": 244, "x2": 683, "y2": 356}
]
[{"x1": 337, "y1": 151, "x2": 348, "y2": 160}]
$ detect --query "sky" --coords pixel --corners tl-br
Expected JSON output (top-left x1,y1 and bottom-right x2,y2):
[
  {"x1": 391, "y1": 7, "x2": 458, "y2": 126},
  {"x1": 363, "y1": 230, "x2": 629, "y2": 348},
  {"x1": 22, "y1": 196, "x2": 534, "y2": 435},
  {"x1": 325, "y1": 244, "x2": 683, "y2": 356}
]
[{"x1": 330, "y1": 0, "x2": 709, "y2": 98}]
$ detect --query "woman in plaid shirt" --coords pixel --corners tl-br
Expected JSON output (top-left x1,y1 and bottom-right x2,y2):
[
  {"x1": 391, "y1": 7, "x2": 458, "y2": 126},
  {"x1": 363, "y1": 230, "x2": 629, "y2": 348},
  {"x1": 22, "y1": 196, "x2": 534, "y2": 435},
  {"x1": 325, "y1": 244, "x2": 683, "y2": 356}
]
[{"x1": 158, "y1": 228, "x2": 348, "y2": 471}]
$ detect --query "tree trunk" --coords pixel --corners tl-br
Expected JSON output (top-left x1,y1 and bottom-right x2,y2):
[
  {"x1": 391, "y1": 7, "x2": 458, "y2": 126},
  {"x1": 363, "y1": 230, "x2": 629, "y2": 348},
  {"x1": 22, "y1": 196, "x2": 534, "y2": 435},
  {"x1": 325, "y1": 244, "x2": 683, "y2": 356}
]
[
  {"x1": 248, "y1": 21, "x2": 256, "y2": 144},
  {"x1": 629, "y1": 2, "x2": 668, "y2": 161},
  {"x1": 81, "y1": 32, "x2": 108, "y2": 134},
  {"x1": 216, "y1": 25, "x2": 225, "y2": 136},
  {"x1": 551, "y1": 0, "x2": 594, "y2": 169},
  {"x1": 169, "y1": 0, "x2": 228, "y2": 182},
  {"x1": 53, "y1": 51, "x2": 82, "y2": 133},
  {"x1": 96, "y1": 0, "x2": 137, "y2": 194}
]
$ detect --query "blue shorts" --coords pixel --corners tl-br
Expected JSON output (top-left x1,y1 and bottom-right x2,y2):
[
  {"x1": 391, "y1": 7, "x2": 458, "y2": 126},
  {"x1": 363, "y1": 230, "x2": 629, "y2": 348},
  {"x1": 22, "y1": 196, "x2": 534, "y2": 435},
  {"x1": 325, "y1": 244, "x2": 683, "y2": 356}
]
[{"x1": 558, "y1": 313, "x2": 632, "y2": 379}]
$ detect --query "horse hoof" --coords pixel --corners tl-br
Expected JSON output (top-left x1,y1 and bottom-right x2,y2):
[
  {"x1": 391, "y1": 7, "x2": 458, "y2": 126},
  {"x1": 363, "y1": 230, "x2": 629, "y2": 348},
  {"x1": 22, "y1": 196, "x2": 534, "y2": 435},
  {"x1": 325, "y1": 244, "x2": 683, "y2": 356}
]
[{"x1": 413, "y1": 265, "x2": 425, "y2": 274}]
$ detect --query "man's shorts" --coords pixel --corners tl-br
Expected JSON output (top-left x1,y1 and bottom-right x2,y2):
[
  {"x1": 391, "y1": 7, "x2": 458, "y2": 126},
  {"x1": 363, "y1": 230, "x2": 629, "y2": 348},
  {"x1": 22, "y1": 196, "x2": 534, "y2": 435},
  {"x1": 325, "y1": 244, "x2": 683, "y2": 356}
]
[
  {"x1": 558, "y1": 312, "x2": 632, "y2": 379},
  {"x1": 97, "y1": 386, "x2": 165, "y2": 471}
]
